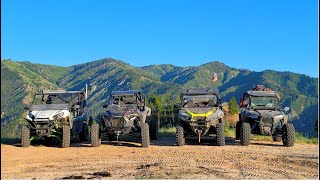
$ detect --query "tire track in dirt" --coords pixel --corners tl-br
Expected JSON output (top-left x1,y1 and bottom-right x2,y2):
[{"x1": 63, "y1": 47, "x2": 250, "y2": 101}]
[{"x1": 1, "y1": 139, "x2": 319, "y2": 179}]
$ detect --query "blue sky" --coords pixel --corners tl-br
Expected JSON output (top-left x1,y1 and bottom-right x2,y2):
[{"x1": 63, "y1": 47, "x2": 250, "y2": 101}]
[{"x1": 1, "y1": 0, "x2": 318, "y2": 77}]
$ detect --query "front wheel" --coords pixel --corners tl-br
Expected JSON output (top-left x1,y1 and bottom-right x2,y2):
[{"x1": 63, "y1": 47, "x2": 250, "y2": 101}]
[
  {"x1": 21, "y1": 126, "x2": 30, "y2": 147},
  {"x1": 176, "y1": 125, "x2": 185, "y2": 146},
  {"x1": 240, "y1": 122, "x2": 250, "y2": 146},
  {"x1": 141, "y1": 123, "x2": 150, "y2": 147},
  {"x1": 91, "y1": 124, "x2": 101, "y2": 147},
  {"x1": 235, "y1": 121, "x2": 241, "y2": 140},
  {"x1": 282, "y1": 123, "x2": 295, "y2": 147},
  {"x1": 216, "y1": 123, "x2": 225, "y2": 146},
  {"x1": 61, "y1": 125, "x2": 71, "y2": 148},
  {"x1": 149, "y1": 119, "x2": 158, "y2": 140}
]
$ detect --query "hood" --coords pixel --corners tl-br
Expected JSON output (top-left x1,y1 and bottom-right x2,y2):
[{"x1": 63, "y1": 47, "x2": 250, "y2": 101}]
[
  {"x1": 107, "y1": 105, "x2": 137, "y2": 117},
  {"x1": 31, "y1": 109, "x2": 70, "y2": 121},
  {"x1": 179, "y1": 107, "x2": 223, "y2": 120},
  {"x1": 248, "y1": 110, "x2": 283, "y2": 118}
]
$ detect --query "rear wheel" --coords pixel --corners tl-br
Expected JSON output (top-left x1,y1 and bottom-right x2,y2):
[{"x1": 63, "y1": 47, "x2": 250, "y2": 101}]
[
  {"x1": 141, "y1": 123, "x2": 150, "y2": 147},
  {"x1": 61, "y1": 125, "x2": 71, "y2": 148},
  {"x1": 240, "y1": 122, "x2": 250, "y2": 146},
  {"x1": 79, "y1": 123, "x2": 89, "y2": 141},
  {"x1": 176, "y1": 125, "x2": 185, "y2": 146},
  {"x1": 235, "y1": 121, "x2": 241, "y2": 140},
  {"x1": 149, "y1": 119, "x2": 158, "y2": 140},
  {"x1": 91, "y1": 124, "x2": 101, "y2": 147},
  {"x1": 216, "y1": 123, "x2": 225, "y2": 146},
  {"x1": 21, "y1": 126, "x2": 30, "y2": 147},
  {"x1": 272, "y1": 134, "x2": 282, "y2": 142},
  {"x1": 282, "y1": 123, "x2": 295, "y2": 147}
]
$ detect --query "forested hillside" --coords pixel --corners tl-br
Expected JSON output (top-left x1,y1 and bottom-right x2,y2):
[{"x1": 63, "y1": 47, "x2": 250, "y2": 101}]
[{"x1": 1, "y1": 58, "x2": 318, "y2": 139}]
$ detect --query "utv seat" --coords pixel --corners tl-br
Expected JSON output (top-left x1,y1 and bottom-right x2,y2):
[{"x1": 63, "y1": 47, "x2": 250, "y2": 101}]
[
  {"x1": 265, "y1": 103, "x2": 273, "y2": 108},
  {"x1": 122, "y1": 97, "x2": 136, "y2": 104}
]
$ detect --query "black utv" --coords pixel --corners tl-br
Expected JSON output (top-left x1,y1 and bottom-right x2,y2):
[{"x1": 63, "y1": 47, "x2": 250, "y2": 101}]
[
  {"x1": 90, "y1": 90, "x2": 157, "y2": 147},
  {"x1": 176, "y1": 88, "x2": 225, "y2": 146},
  {"x1": 236, "y1": 85, "x2": 295, "y2": 147}
]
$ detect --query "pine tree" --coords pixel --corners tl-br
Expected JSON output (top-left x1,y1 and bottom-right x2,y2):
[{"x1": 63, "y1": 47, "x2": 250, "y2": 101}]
[{"x1": 229, "y1": 97, "x2": 239, "y2": 115}]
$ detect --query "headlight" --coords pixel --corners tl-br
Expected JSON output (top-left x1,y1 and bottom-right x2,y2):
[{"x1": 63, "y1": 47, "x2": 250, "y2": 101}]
[
  {"x1": 179, "y1": 113, "x2": 191, "y2": 120},
  {"x1": 54, "y1": 112, "x2": 65, "y2": 120},
  {"x1": 249, "y1": 114, "x2": 259, "y2": 119},
  {"x1": 273, "y1": 115, "x2": 284, "y2": 121},
  {"x1": 28, "y1": 112, "x2": 35, "y2": 119}
]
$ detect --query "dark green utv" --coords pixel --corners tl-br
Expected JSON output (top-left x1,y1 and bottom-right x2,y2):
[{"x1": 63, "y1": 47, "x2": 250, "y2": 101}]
[{"x1": 236, "y1": 85, "x2": 295, "y2": 147}]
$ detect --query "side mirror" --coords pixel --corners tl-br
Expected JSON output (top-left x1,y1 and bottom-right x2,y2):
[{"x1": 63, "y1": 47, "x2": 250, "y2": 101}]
[
  {"x1": 103, "y1": 104, "x2": 108, "y2": 108},
  {"x1": 24, "y1": 107, "x2": 29, "y2": 110},
  {"x1": 284, "y1": 107, "x2": 290, "y2": 112}
]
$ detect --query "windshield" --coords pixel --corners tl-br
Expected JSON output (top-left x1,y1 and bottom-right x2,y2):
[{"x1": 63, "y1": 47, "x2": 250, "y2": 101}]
[
  {"x1": 182, "y1": 95, "x2": 218, "y2": 108},
  {"x1": 33, "y1": 94, "x2": 73, "y2": 105},
  {"x1": 109, "y1": 94, "x2": 138, "y2": 106},
  {"x1": 250, "y1": 96, "x2": 278, "y2": 109}
]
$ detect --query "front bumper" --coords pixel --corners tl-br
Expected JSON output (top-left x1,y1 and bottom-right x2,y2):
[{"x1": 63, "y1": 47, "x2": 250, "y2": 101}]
[
  {"x1": 103, "y1": 116, "x2": 135, "y2": 135},
  {"x1": 181, "y1": 117, "x2": 220, "y2": 136}
]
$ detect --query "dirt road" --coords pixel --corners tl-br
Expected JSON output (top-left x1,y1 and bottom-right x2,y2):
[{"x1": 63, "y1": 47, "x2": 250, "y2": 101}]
[{"x1": 1, "y1": 137, "x2": 319, "y2": 179}]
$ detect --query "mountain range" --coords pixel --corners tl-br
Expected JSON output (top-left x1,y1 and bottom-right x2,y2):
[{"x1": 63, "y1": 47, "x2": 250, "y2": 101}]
[{"x1": 1, "y1": 58, "x2": 318, "y2": 137}]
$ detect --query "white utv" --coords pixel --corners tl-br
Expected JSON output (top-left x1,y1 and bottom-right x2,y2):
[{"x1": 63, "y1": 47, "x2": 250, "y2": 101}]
[{"x1": 21, "y1": 85, "x2": 89, "y2": 148}]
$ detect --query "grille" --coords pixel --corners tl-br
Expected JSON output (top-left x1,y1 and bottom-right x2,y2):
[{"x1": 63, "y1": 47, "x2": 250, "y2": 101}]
[
  {"x1": 192, "y1": 116, "x2": 206, "y2": 121},
  {"x1": 261, "y1": 117, "x2": 273, "y2": 124},
  {"x1": 109, "y1": 118, "x2": 124, "y2": 127}
]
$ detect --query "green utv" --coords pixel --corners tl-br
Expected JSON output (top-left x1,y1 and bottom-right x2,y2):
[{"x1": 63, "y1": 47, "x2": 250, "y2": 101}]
[
  {"x1": 90, "y1": 90, "x2": 157, "y2": 147},
  {"x1": 236, "y1": 85, "x2": 295, "y2": 147},
  {"x1": 21, "y1": 85, "x2": 89, "y2": 148},
  {"x1": 176, "y1": 88, "x2": 225, "y2": 146}
]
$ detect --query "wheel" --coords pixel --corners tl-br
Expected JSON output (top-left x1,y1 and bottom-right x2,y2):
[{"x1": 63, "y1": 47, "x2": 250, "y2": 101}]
[
  {"x1": 176, "y1": 125, "x2": 185, "y2": 146},
  {"x1": 235, "y1": 121, "x2": 241, "y2": 140},
  {"x1": 282, "y1": 123, "x2": 295, "y2": 147},
  {"x1": 91, "y1": 123, "x2": 101, "y2": 147},
  {"x1": 61, "y1": 125, "x2": 71, "y2": 148},
  {"x1": 272, "y1": 134, "x2": 282, "y2": 142},
  {"x1": 216, "y1": 123, "x2": 225, "y2": 146},
  {"x1": 21, "y1": 126, "x2": 30, "y2": 147},
  {"x1": 141, "y1": 123, "x2": 150, "y2": 147},
  {"x1": 79, "y1": 123, "x2": 89, "y2": 141},
  {"x1": 240, "y1": 122, "x2": 250, "y2": 146},
  {"x1": 149, "y1": 119, "x2": 158, "y2": 140}
]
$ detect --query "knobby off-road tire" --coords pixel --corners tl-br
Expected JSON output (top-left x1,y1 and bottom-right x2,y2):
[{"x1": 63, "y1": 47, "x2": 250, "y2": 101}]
[
  {"x1": 21, "y1": 126, "x2": 30, "y2": 147},
  {"x1": 216, "y1": 123, "x2": 225, "y2": 146},
  {"x1": 272, "y1": 135, "x2": 282, "y2": 142},
  {"x1": 141, "y1": 123, "x2": 150, "y2": 148},
  {"x1": 61, "y1": 125, "x2": 71, "y2": 148},
  {"x1": 91, "y1": 124, "x2": 101, "y2": 147},
  {"x1": 79, "y1": 123, "x2": 89, "y2": 142},
  {"x1": 176, "y1": 125, "x2": 185, "y2": 146},
  {"x1": 235, "y1": 121, "x2": 241, "y2": 140},
  {"x1": 282, "y1": 123, "x2": 295, "y2": 147},
  {"x1": 240, "y1": 122, "x2": 251, "y2": 146},
  {"x1": 149, "y1": 119, "x2": 158, "y2": 140}
]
